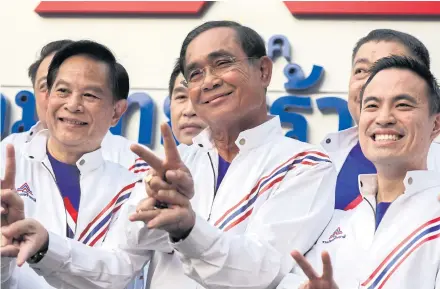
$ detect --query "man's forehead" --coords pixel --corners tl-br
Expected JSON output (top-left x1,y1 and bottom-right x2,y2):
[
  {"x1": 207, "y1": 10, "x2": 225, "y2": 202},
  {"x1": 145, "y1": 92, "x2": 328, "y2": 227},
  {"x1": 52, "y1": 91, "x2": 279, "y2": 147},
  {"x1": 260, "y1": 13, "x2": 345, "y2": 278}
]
[
  {"x1": 365, "y1": 68, "x2": 426, "y2": 97},
  {"x1": 354, "y1": 41, "x2": 409, "y2": 65},
  {"x1": 58, "y1": 56, "x2": 109, "y2": 77},
  {"x1": 186, "y1": 27, "x2": 241, "y2": 63}
]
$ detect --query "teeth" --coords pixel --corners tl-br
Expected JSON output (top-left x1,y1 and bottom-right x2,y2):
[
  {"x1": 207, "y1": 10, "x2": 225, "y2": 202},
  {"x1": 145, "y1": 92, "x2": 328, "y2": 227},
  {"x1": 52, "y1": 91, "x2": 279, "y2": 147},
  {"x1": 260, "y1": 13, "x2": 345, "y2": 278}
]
[
  {"x1": 63, "y1": 119, "x2": 86, "y2": 125},
  {"x1": 375, "y1": 134, "x2": 400, "y2": 141}
]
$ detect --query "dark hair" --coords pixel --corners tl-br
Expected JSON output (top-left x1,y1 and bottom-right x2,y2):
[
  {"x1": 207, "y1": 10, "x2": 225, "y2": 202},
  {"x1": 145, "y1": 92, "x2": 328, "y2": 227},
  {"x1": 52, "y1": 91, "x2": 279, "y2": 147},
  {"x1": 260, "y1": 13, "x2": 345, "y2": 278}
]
[
  {"x1": 360, "y1": 55, "x2": 440, "y2": 115},
  {"x1": 28, "y1": 39, "x2": 74, "y2": 86},
  {"x1": 169, "y1": 59, "x2": 182, "y2": 97},
  {"x1": 352, "y1": 29, "x2": 430, "y2": 68},
  {"x1": 47, "y1": 40, "x2": 129, "y2": 101},
  {"x1": 179, "y1": 20, "x2": 266, "y2": 74}
]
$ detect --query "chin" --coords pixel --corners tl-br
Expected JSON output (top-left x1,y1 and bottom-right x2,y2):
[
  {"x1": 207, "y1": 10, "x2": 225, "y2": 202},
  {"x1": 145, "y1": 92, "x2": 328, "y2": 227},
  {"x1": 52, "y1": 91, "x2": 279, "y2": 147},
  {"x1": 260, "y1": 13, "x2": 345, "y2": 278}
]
[
  {"x1": 179, "y1": 137, "x2": 194, "y2": 146},
  {"x1": 55, "y1": 135, "x2": 86, "y2": 147}
]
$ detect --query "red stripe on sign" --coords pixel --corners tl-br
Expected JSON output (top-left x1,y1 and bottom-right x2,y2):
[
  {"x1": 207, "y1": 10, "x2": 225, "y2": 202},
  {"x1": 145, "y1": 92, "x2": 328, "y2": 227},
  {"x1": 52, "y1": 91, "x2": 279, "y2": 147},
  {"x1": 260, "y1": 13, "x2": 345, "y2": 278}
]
[
  {"x1": 35, "y1": 1, "x2": 208, "y2": 15},
  {"x1": 283, "y1": 1, "x2": 440, "y2": 16}
]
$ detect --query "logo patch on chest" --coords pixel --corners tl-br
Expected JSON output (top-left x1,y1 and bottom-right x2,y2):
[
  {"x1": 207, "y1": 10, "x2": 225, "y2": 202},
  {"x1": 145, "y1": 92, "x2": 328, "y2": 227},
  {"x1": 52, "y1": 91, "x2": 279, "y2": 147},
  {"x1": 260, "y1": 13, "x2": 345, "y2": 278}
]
[
  {"x1": 17, "y1": 182, "x2": 36, "y2": 202},
  {"x1": 322, "y1": 226, "x2": 346, "y2": 244}
]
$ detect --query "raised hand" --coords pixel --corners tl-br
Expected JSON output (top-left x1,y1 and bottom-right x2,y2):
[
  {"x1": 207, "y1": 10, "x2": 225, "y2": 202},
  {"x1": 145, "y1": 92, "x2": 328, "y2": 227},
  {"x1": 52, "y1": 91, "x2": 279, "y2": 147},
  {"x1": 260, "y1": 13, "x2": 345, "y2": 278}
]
[
  {"x1": 130, "y1": 123, "x2": 194, "y2": 199},
  {"x1": 129, "y1": 123, "x2": 196, "y2": 240},
  {"x1": 1, "y1": 144, "x2": 24, "y2": 249},
  {"x1": 291, "y1": 250, "x2": 339, "y2": 289}
]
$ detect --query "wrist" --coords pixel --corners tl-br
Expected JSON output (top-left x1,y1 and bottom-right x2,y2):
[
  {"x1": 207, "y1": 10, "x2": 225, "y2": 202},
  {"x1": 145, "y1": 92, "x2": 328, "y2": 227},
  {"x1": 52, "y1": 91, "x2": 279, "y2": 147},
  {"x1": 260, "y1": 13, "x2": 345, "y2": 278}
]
[
  {"x1": 170, "y1": 211, "x2": 196, "y2": 242},
  {"x1": 27, "y1": 237, "x2": 49, "y2": 264},
  {"x1": 170, "y1": 226, "x2": 193, "y2": 242}
]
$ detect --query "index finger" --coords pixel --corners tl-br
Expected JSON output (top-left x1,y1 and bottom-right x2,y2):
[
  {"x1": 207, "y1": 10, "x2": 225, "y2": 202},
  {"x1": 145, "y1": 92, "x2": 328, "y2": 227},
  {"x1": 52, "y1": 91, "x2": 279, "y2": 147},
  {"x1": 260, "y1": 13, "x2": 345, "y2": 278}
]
[
  {"x1": 161, "y1": 123, "x2": 181, "y2": 167},
  {"x1": 130, "y1": 144, "x2": 163, "y2": 173},
  {"x1": 291, "y1": 250, "x2": 319, "y2": 281},
  {"x1": 321, "y1": 251, "x2": 334, "y2": 280},
  {"x1": 1, "y1": 145, "x2": 16, "y2": 190}
]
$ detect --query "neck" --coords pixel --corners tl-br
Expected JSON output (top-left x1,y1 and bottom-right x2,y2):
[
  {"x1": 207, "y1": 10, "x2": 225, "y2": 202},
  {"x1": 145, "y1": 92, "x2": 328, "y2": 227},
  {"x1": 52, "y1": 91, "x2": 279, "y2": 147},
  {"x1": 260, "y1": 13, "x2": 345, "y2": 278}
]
[
  {"x1": 210, "y1": 112, "x2": 269, "y2": 162},
  {"x1": 375, "y1": 160, "x2": 427, "y2": 203},
  {"x1": 376, "y1": 170, "x2": 406, "y2": 203},
  {"x1": 47, "y1": 137, "x2": 85, "y2": 165}
]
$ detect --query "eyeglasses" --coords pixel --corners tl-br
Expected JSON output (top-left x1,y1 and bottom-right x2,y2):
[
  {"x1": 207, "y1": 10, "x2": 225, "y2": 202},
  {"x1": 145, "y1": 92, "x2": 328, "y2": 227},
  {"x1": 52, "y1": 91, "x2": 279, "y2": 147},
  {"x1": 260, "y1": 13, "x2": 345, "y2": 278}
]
[{"x1": 182, "y1": 56, "x2": 259, "y2": 88}]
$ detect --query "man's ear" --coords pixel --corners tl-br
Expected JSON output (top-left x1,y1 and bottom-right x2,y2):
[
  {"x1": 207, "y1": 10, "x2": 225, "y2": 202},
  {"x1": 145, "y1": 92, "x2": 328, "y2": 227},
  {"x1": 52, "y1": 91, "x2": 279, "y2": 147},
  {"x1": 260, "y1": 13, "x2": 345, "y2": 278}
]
[
  {"x1": 431, "y1": 112, "x2": 440, "y2": 141},
  {"x1": 259, "y1": 56, "x2": 273, "y2": 89},
  {"x1": 111, "y1": 99, "x2": 128, "y2": 127}
]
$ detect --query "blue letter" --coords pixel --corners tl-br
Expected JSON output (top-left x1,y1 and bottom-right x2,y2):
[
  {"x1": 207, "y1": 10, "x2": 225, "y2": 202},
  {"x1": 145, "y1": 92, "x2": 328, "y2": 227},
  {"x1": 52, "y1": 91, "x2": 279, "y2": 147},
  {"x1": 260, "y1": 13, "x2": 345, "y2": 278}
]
[
  {"x1": 284, "y1": 63, "x2": 324, "y2": 91},
  {"x1": 110, "y1": 92, "x2": 155, "y2": 147},
  {"x1": 316, "y1": 97, "x2": 353, "y2": 130},
  {"x1": 269, "y1": 96, "x2": 312, "y2": 142},
  {"x1": 11, "y1": 90, "x2": 37, "y2": 133},
  {"x1": 1, "y1": 94, "x2": 7, "y2": 137},
  {"x1": 267, "y1": 35, "x2": 291, "y2": 62}
]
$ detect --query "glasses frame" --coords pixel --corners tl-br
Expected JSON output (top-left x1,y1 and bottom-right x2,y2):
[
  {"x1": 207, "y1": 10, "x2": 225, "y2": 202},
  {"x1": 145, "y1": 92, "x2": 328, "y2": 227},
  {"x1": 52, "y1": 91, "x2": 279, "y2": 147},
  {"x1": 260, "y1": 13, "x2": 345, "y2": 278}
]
[{"x1": 181, "y1": 56, "x2": 260, "y2": 88}]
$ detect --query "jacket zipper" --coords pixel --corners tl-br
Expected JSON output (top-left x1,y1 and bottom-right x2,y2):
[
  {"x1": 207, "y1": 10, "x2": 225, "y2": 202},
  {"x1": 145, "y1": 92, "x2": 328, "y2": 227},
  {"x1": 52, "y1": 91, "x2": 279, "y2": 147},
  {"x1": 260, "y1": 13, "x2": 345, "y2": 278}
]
[
  {"x1": 42, "y1": 162, "x2": 74, "y2": 238},
  {"x1": 363, "y1": 197, "x2": 377, "y2": 230},
  {"x1": 206, "y1": 152, "x2": 216, "y2": 221}
]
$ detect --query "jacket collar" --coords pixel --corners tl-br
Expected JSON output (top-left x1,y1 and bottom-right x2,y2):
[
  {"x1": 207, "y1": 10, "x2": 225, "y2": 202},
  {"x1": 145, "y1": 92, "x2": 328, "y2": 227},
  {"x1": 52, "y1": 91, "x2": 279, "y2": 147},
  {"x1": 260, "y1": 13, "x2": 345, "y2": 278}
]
[
  {"x1": 24, "y1": 121, "x2": 46, "y2": 143},
  {"x1": 192, "y1": 116, "x2": 283, "y2": 152},
  {"x1": 358, "y1": 170, "x2": 440, "y2": 199},
  {"x1": 22, "y1": 129, "x2": 104, "y2": 174},
  {"x1": 320, "y1": 126, "x2": 358, "y2": 152}
]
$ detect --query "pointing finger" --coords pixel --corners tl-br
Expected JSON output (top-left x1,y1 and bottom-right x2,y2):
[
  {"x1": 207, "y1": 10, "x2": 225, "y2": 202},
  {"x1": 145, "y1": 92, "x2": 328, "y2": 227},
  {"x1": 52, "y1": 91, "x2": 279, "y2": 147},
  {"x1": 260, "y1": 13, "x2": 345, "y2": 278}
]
[
  {"x1": 161, "y1": 123, "x2": 181, "y2": 167},
  {"x1": 130, "y1": 144, "x2": 163, "y2": 174}
]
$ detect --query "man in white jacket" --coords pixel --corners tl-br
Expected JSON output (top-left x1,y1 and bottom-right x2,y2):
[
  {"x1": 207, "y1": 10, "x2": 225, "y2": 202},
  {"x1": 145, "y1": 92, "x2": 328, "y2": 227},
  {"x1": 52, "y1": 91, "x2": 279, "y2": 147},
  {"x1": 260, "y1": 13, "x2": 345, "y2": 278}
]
[
  {"x1": 1, "y1": 40, "x2": 148, "y2": 174},
  {"x1": 126, "y1": 20, "x2": 337, "y2": 289},
  {"x1": 0, "y1": 40, "x2": 149, "y2": 289},
  {"x1": 1, "y1": 21, "x2": 337, "y2": 289},
  {"x1": 279, "y1": 55, "x2": 440, "y2": 289},
  {"x1": 321, "y1": 29, "x2": 440, "y2": 211}
]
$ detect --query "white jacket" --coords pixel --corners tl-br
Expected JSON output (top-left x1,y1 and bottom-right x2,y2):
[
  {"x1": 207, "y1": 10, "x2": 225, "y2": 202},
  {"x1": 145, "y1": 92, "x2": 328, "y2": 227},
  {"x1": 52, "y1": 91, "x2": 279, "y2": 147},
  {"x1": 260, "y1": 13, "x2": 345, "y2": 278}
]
[
  {"x1": 13, "y1": 116, "x2": 338, "y2": 289},
  {"x1": 1, "y1": 121, "x2": 148, "y2": 174},
  {"x1": 277, "y1": 170, "x2": 440, "y2": 289},
  {"x1": 0, "y1": 129, "x2": 148, "y2": 289},
  {"x1": 321, "y1": 127, "x2": 440, "y2": 173},
  {"x1": 133, "y1": 116, "x2": 338, "y2": 289}
]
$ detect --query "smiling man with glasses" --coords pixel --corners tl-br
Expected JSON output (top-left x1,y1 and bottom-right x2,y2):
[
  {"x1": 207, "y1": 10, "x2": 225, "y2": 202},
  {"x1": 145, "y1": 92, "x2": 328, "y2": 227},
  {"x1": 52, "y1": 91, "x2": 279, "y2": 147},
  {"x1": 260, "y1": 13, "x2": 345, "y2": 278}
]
[{"x1": 126, "y1": 20, "x2": 338, "y2": 289}]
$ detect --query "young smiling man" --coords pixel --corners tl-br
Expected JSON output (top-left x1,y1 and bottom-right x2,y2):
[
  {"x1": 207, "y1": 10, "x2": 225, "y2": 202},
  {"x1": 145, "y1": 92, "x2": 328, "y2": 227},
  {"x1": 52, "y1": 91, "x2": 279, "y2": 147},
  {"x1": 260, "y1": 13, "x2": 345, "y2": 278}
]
[
  {"x1": 279, "y1": 55, "x2": 440, "y2": 289},
  {"x1": 320, "y1": 29, "x2": 440, "y2": 211}
]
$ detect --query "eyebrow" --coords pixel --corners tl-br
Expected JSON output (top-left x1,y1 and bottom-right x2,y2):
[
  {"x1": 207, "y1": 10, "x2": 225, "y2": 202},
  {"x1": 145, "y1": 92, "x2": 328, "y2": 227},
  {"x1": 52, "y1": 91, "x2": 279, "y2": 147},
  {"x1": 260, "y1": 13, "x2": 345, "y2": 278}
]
[
  {"x1": 362, "y1": 96, "x2": 380, "y2": 104},
  {"x1": 353, "y1": 58, "x2": 371, "y2": 66},
  {"x1": 362, "y1": 94, "x2": 418, "y2": 105},
  {"x1": 185, "y1": 49, "x2": 235, "y2": 73},
  {"x1": 36, "y1": 76, "x2": 47, "y2": 86},
  {"x1": 393, "y1": 94, "x2": 418, "y2": 105},
  {"x1": 173, "y1": 87, "x2": 187, "y2": 95},
  {"x1": 54, "y1": 79, "x2": 105, "y2": 94},
  {"x1": 54, "y1": 79, "x2": 70, "y2": 87}
]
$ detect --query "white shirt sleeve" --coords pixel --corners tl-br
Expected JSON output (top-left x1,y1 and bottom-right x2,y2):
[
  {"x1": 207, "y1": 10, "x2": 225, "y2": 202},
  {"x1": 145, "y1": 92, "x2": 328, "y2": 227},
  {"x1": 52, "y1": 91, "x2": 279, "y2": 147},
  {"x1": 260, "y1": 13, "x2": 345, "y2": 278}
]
[
  {"x1": 172, "y1": 161, "x2": 337, "y2": 289},
  {"x1": 27, "y1": 183, "x2": 170, "y2": 289}
]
